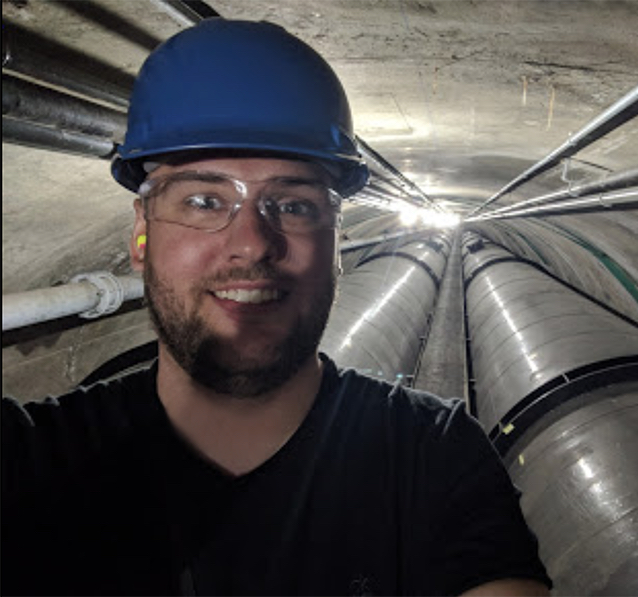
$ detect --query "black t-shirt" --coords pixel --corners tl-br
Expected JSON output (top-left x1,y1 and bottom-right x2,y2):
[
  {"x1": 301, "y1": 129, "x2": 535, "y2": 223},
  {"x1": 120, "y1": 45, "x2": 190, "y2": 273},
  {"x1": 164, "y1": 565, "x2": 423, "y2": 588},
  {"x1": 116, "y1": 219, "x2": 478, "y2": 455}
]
[{"x1": 2, "y1": 357, "x2": 551, "y2": 595}]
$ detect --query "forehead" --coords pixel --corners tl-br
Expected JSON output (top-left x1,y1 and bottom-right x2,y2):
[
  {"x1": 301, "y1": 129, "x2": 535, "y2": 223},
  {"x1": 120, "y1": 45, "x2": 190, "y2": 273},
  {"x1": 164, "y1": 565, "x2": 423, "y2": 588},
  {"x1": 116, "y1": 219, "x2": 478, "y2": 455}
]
[{"x1": 149, "y1": 156, "x2": 331, "y2": 184}]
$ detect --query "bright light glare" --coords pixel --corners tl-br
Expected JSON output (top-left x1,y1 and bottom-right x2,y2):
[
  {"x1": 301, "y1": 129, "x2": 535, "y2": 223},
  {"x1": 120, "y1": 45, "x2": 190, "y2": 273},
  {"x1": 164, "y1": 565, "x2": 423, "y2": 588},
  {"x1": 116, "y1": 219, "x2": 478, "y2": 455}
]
[
  {"x1": 398, "y1": 205, "x2": 461, "y2": 229},
  {"x1": 421, "y1": 209, "x2": 460, "y2": 229},
  {"x1": 399, "y1": 205, "x2": 420, "y2": 226}
]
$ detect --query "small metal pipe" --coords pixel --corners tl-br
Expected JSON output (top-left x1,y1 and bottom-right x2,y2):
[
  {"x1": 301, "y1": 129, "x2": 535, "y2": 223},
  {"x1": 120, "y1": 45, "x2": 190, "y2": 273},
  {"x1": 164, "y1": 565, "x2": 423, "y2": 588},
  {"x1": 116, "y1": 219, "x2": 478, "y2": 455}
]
[
  {"x1": 468, "y1": 84, "x2": 638, "y2": 216},
  {"x1": 2, "y1": 74, "x2": 127, "y2": 140},
  {"x1": 467, "y1": 168, "x2": 638, "y2": 221},
  {"x1": 2, "y1": 117, "x2": 116, "y2": 158},
  {"x1": 2, "y1": 274, "x2": 144, "y2": 332},
  {"x1": 484, "y1": 188, "x2": 638, "y2": 219}
]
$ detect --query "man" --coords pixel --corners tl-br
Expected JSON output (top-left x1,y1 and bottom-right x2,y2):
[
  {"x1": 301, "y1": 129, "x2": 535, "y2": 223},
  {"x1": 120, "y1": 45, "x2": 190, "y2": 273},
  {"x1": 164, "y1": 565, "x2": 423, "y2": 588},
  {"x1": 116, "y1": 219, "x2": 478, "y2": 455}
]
[{"x1": 2, "y1": 19, "x2": 551, "y2": 596}]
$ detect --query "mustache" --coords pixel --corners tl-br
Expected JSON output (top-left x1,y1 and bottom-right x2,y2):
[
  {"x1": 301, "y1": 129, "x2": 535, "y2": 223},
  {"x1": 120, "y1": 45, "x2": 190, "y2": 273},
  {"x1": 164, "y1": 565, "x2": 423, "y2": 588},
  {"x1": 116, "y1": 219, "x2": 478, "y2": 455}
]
[{"x1": 202, "y1": 262, "x2": 293, "y2": 286}]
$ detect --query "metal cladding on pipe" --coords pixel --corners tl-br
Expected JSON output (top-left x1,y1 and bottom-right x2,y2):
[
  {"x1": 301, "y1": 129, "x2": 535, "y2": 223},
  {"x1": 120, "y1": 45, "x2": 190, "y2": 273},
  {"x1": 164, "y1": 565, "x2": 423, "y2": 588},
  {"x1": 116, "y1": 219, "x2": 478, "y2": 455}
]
[
  {"x1": 462, "y1": 234, "x2": 638, "y2": 439},
  {"x1": 504, "y1": 382, "x2": 638, "y2": 596},
  {"x1": 320, "y1": 233, "x2": 449, "y2": 383}
]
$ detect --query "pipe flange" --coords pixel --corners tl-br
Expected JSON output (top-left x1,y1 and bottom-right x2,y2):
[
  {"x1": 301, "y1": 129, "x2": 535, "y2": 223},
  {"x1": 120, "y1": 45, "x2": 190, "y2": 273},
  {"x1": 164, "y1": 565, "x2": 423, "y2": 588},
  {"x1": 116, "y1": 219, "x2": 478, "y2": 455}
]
[{"x1": 71, "y1": 271, "x2": 125, "y2": 319}]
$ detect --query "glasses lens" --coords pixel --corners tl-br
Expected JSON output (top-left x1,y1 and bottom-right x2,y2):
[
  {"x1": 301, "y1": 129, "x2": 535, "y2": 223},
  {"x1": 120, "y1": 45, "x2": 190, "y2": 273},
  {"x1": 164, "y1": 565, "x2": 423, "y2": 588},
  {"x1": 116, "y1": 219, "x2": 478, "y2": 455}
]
[
  {"x1": 263, "y1": 182, "x2": 340, "y2": 233},
  {"x1": 147, "y1": 177, "x2": 236, "y2": 232}
]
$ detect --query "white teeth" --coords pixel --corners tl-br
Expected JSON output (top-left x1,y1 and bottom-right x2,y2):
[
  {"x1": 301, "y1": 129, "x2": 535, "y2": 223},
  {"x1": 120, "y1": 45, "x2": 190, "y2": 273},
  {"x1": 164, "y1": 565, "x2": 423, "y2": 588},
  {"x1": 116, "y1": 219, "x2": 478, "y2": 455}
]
[{"x1": 214, "y1": 288, "x2": 281, "y2": 304}]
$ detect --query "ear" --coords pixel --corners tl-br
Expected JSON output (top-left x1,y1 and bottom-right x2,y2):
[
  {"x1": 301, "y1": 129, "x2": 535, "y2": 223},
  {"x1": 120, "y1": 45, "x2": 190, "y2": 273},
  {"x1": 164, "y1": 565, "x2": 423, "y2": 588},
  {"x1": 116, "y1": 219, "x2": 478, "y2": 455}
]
[{"x1": 130, "y1": 198, "x2": 147, "y2": 273}]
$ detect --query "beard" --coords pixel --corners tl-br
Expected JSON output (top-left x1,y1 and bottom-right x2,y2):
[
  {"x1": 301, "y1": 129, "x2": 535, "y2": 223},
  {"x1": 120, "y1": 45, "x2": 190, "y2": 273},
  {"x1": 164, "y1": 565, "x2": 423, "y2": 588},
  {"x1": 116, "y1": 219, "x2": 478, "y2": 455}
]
[{"x1": 144, "y1": 258, "x2": 336, "y2": 398}]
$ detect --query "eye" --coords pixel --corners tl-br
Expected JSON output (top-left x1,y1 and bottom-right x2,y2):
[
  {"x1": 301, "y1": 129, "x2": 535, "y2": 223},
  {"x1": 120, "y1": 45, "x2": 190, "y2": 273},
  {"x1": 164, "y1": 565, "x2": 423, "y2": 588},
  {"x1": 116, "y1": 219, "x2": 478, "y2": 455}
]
[
  {"x1": 183, "y1": 194, "x2": 225, "y2": 211},
  {"x1": 277, "y1": 198, "x2": 322, "y2": 221}
]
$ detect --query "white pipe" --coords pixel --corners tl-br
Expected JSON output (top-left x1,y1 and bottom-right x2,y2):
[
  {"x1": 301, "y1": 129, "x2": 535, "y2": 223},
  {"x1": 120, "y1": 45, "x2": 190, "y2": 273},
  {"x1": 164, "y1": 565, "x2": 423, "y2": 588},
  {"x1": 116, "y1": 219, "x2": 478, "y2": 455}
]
[{"x1": 2, "y1": 272, "x2": 144, "y2": 331}]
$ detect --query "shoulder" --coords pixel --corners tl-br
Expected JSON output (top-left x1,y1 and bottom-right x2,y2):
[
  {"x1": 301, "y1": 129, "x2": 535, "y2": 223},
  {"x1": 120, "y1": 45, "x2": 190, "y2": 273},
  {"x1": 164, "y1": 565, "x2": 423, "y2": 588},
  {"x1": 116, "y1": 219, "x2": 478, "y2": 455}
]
[
  {"x1": 3, "y1": 364, "x2": 157, "y2": 434},
  {"x1": 2, "y1": 365, "x2": 160, "y2": 495}
]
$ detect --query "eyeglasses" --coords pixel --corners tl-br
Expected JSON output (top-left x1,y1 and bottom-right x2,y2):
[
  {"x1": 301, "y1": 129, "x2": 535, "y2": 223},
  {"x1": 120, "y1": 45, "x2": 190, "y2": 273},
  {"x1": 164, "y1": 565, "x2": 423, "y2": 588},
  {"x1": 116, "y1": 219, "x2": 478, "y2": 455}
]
[{"x1": 138, "y1": 171, "x2": 342, "y2": 234}]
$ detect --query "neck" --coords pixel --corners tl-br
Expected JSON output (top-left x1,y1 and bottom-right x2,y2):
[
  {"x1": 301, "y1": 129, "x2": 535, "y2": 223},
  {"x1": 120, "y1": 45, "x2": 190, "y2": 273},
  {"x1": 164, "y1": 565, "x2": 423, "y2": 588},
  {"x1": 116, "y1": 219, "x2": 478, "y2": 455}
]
[{"x1": 156, "y1": 346, "x2": 324, "y2": 476}]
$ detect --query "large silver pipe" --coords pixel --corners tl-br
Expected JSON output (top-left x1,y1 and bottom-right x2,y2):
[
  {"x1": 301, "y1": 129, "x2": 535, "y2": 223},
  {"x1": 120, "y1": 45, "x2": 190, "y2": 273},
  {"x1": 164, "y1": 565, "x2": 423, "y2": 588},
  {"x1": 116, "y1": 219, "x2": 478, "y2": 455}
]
[
  {"x1": 321, "y1": 233, "x2": 449, "y2": 383},
  {"x1": 468, "y1": 168, "x2": 638, "y2": 221},
  {"x1": 469, "y1": 84, "x2": 638, "y2": 215},
  {"x1": 504, "y1": 381, "x2": 638, "y2": 595},
  {"x1": 462, "y1": 235, "x2": 638, "y2": 440}
]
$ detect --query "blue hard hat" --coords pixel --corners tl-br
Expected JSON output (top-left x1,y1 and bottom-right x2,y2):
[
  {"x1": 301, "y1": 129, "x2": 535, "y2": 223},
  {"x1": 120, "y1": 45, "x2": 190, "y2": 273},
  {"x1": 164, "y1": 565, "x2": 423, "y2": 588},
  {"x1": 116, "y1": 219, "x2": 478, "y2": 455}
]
[{"x1": 111, "y1": 19, "x2": 368, "y2": 197}]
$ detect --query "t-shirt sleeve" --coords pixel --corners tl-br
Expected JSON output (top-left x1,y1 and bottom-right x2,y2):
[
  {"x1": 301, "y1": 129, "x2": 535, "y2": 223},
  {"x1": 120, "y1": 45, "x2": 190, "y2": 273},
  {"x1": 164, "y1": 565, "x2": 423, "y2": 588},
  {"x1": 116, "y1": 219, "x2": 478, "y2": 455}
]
[{"x1": 422, "y1": 399, "x2": 552, "y2": 595}]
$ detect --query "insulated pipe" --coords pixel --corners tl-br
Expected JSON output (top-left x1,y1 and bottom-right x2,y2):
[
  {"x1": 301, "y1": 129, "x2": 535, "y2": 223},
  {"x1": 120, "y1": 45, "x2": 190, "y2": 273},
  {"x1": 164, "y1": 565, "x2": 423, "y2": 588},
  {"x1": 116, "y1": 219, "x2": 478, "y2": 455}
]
[
  {"x1": 2, "y1": 21, "x2": 132, "y2": 108},
  {"x1": 469, "y1": 84, "x2": 638, "y2": 215},
  {"x1": 321, "y1": 233, "x2": 450, "y2": 383},
  {"x1": 2, "y1": 117, "x2": 116, "y2": 159},
  {"x1": 2, "y1": 273, "x2": 144, "y2": 331},
  {"x1": 505, "y1": 381, "x2": 638, "y2": 595},
  {"x1": 461, "y1": 234, "x2": 638, "y2": 443},
  {"x1": 2, "y1": 74, "x2": 127, "y2": 140},
  {"x1": 468, "y1": 168, "x2": 638, "y2": 220}
]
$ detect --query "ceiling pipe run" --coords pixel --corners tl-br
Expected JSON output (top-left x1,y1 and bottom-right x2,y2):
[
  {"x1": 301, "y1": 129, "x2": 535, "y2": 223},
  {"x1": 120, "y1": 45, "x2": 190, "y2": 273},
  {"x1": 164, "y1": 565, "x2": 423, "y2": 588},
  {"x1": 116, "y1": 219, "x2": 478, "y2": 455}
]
[
  {"x1": 468, "y1": 167, "x2": 638, "y2": 221},
  {"x1": 2, "y1": 21, "x2": 132, "y2": 109},
  {"x1": 468, "y1": 84, "x2": 638, "y2": 216}
]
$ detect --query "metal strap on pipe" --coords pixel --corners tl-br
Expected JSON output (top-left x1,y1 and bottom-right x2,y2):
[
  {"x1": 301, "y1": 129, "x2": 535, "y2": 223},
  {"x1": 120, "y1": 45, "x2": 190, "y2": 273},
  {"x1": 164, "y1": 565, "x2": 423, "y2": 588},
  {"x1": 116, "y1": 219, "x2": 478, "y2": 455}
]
[
  {"x1": 468, "y1": 84, "x2": 638, "y2": 216},
  {"x1": 2, "y1": 273, "x2": 144, "y2": 331}
]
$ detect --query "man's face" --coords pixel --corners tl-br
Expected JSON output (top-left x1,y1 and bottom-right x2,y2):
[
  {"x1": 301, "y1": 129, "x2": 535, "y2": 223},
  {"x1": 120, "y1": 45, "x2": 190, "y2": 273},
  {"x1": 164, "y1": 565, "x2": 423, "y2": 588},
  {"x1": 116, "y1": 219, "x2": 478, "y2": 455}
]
[{"x1": 132, "y1": 157, "x2": 339, "y2": 397}]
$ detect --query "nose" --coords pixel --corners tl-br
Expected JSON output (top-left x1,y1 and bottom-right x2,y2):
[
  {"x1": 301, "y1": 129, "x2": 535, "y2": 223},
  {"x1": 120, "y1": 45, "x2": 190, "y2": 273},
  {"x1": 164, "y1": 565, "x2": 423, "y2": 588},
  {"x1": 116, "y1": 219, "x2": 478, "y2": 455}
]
[{"x1": 224, "y1": 197, "x2": 285, "y2": 263}]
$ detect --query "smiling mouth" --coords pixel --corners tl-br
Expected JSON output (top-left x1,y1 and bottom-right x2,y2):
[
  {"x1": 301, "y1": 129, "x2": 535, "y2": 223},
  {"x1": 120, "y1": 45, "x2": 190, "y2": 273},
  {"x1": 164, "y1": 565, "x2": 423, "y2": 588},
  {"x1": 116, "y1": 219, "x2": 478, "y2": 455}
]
[{"x1": 213, "y1": 288, "x2": 283, "y2": 304}]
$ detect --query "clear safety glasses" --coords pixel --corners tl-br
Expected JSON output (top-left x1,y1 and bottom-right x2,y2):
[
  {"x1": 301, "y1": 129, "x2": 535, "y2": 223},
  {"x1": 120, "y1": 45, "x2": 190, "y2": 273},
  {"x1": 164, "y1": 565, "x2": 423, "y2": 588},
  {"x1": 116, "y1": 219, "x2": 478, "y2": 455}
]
[{"x1": 138, "y1": 171, "x2": 342, "y2": 235}]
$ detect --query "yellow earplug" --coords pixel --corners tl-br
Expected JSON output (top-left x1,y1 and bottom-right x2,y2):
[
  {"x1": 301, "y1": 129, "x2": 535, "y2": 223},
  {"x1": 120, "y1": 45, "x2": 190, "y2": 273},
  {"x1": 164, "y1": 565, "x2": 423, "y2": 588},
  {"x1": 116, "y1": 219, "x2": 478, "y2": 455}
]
[{"x1": 136, "y1": 234, "x2": 147, "y2": 250}]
